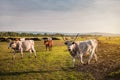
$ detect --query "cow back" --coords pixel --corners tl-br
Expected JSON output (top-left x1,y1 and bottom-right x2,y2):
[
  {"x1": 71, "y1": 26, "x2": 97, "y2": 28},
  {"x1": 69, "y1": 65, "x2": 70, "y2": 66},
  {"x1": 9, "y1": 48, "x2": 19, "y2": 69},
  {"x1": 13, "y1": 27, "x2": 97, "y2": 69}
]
[{"x1": 22, "y1": 40, "x2": 34, "y2": 51}]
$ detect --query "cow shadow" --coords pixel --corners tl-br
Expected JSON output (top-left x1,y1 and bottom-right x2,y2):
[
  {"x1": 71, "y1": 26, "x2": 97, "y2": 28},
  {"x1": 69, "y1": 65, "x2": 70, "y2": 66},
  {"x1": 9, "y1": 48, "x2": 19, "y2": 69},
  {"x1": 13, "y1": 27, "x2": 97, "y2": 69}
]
[
  {"x1": 0, "y1": 67, "x2": 73, "y2": 76},
  {"x1": 0, "y1": 70, "x2": 54, "y2": 76}
]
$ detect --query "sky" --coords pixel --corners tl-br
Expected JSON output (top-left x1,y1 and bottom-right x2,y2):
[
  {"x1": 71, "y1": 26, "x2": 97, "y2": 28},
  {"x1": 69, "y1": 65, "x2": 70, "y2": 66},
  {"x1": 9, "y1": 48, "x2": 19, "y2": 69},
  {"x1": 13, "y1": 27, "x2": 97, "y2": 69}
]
[{"x1": 0, "y1": 0, "x2": 120, "y2": 33}]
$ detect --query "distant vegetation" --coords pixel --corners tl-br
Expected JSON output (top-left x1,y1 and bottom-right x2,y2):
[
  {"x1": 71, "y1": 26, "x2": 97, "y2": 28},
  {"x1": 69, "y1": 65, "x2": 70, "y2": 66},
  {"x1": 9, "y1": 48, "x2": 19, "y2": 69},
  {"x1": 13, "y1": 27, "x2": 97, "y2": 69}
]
[
  {"x1": 1, "y1": 32, "x2": 120, "y2": 42},
  {"x1": 0, "y1": 32, "x2": 102, "y2": 37},
  {"x1": 0, "y1": 32, "x2": 63, "y2": 41},
  {"x1": 0, "y1": 32, "x2": 60, "y2": 37}
]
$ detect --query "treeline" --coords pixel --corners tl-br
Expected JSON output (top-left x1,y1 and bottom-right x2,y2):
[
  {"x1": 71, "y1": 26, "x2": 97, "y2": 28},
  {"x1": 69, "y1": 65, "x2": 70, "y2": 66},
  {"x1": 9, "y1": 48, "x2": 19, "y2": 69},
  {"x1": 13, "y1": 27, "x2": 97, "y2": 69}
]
[
  {"x1": 0, "y1": 32, "x2": 103, "y2": 37},
  {"x1": 0, "y1": 32, "x2": 63, "y2": 37},
  {"x1": 0, "y1": 32, "x2": 63, "y2": 42},
  {"x1": 0, "y1": 32, "x2": 108, "y2": 42}
]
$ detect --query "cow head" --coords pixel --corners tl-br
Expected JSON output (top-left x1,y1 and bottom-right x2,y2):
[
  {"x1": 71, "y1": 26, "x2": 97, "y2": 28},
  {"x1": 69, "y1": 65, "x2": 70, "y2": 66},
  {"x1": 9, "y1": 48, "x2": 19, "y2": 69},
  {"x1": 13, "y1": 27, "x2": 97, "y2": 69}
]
[
  {"x1": 61, "y1": 34, "x2": 79, "y2": 56},
  {"x1": 8, "y1": 40, "x2": 17, "y2": 49},
  {"x1": 44, "y1": 37, "x2": 52, "y2": 45},
  {"x1": 64, "y1": 40, "x2": 74, "y2": 50}
]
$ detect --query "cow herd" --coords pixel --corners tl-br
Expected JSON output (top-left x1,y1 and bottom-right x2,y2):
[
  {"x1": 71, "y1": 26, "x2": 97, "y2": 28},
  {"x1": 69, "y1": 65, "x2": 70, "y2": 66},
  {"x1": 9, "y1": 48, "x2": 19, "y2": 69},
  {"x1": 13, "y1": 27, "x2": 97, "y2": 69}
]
[{"x1": 8, "y1": 35, "x2": 98, "y2": 67}]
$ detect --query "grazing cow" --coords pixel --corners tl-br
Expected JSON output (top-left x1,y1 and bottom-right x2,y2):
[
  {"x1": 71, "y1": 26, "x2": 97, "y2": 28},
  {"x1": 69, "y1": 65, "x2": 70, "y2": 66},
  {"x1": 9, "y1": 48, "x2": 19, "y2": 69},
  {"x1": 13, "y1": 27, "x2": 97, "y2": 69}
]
[
  {"x1": 8, "y1": 39, "x2": 36, "y2": 60},
  {"x1": 62, "y1": 34, "x2": 98, "y2": 67},
  {"x1": 44, "y1": 37, "x2": 53, "y2": 51}
]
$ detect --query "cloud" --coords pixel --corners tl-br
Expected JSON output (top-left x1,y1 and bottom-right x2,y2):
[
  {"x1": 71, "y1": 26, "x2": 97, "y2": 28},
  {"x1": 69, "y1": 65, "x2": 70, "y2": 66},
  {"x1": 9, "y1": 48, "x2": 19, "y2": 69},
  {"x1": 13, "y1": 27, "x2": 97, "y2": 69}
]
[
  {"x1": 0, "y1": 0, "x2": 93, "y2": 15},
  {"x1": 0, "y1": 0, "x2": 120, "y2": 33}
]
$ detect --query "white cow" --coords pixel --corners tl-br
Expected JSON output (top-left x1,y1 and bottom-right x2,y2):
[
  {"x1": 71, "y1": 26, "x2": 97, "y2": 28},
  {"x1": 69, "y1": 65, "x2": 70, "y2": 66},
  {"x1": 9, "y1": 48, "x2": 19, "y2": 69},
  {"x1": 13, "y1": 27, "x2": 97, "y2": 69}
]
[
  {"x1": 64, "y1": 39, "x2": 98, "y2": 67},
  {"x1": 8, "y1": 39, "x2": 36, "y2": 60}
]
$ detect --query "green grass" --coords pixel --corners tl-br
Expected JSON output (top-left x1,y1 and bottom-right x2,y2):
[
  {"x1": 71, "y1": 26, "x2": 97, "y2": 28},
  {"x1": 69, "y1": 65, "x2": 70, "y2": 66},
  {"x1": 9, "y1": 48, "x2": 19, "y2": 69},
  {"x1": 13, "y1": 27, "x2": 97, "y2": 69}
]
[
  {"x1": 0, "y1": 41, "x2": 95, "y2": 80},
  {"x1": 0, "y1": 37, "x2": 120, "y2": 80}
]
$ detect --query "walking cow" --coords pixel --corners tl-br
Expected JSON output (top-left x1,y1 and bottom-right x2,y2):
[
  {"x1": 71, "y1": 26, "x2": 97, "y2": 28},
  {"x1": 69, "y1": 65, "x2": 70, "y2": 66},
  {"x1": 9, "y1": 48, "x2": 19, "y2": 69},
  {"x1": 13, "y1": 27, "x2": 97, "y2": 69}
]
[
  {"x1": 62, "y1": 34, "x2": 98, "y2": 67},
  {"x1": 8, "y1": 39, "x2": 36, "y2": 60}
]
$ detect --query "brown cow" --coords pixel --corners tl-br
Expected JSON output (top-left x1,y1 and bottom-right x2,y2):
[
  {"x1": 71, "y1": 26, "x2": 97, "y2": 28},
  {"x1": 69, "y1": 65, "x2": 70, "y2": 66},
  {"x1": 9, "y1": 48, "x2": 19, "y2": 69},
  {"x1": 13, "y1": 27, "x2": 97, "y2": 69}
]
[{"x1": 44, "y1": 37, "x2": 53, "y2": 51}]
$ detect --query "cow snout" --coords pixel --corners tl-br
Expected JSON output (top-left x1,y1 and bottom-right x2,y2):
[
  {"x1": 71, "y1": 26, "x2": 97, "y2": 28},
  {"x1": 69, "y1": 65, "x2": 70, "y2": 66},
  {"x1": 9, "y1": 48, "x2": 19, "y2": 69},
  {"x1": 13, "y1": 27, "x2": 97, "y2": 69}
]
[{"x1": 68, "y1": 49, "x2": 71, "y2": 51}]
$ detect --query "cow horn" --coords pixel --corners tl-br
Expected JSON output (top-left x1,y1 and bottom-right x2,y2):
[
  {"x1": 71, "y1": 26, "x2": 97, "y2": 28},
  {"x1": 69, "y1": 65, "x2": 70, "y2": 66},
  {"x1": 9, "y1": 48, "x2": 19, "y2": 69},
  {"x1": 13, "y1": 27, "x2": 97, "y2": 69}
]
[
  {"x1": 61, "y1": 34, "x2": 66, "y2": 41},
  {"x1": 72, "y1": 33, "x2": 79, "y2": 41}
]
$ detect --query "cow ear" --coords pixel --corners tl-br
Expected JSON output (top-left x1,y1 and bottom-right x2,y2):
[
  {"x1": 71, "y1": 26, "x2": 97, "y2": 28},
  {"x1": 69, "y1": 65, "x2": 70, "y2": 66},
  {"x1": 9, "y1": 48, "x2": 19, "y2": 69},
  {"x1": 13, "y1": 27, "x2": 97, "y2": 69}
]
[
  {"x1": 64, "y1": 42, "x2": 67, "y2": 45},
  {"x1": 72, "y1": 42, "x2": 75, "y2": 44}
]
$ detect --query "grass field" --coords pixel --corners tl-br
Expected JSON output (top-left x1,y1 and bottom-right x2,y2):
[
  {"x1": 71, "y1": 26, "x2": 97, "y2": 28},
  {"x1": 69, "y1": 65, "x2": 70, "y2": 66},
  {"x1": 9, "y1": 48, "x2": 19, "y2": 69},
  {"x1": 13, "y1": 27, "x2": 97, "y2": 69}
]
[{"x1": 0, "y1": 38, "x2": 120, "y2": 80}]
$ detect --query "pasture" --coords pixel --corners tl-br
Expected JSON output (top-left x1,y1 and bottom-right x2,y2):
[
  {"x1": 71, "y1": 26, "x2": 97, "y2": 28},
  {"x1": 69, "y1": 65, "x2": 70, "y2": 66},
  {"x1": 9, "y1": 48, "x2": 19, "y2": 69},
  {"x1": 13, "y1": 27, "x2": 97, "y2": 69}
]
[{"x1": 0, "y1": 37, "x2": 120, "y2": 80}]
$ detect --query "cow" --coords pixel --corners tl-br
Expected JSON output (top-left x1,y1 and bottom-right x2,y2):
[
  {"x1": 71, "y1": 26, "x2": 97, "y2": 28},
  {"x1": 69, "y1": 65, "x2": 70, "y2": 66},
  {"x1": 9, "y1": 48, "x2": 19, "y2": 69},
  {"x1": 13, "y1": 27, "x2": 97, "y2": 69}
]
[
  {"x1": 44, "y1": 37, "x2": 53, "y2": 51},
  {"x1": 8, "y1": 39, "x2": 36, "y2": 60},
  {"x1": 62, "y1": 34, "x2": 98, "y2": 67}
]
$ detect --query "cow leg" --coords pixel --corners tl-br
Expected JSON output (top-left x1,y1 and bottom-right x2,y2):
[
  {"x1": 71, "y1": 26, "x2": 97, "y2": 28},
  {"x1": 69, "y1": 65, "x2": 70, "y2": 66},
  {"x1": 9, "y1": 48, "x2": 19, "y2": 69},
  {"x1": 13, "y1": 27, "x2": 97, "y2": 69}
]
[
  {"x1": 50, "y1": 45, "x2": 52, "y2": 51},
  {"x1": 72, "y1": 57, "x2": 75, "y2": 67},
  {"x1": 51, "y1": 45, "x2": 52, "y2": 51},
  {"x1": 32, "y1": 47, "x2": 36, "y2": 58},
  {"x1": 49, "y1": 46, "x2": 52, "y2": 51},
  {"x1": 20, "y1": 49, "x2": 23, "y2": 59},
  {"x1": 80, "y1": 53, "x2": 84, "y2": 64},
  {"x1": 46, "y1": 45, "x2": 48, "y2": 51},
  {"x1": 93, "y1": 53, "x2": 97, "y2": 62},
  {"x1": 12, "y1": 51, "x2": 16, "y2": 60},
  {"x1": 87, "y1": 49, "x2": 95, "y2": 64},
  {"x1": 29, "y1": 50, "x2": 32, "y2": 58},
  {"x1": 33, "y1": 50, "x2": 37, "y2": 58},
  {"x1": 49, "y1": 46, "x2": 50, "y2": 51}
]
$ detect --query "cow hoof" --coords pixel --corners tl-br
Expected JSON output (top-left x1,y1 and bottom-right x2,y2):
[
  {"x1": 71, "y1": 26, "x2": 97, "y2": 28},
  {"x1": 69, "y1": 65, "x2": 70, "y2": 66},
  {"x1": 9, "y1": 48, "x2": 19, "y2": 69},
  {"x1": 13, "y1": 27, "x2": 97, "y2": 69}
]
[
  {"x1": 83, "y1": 63, "x2": 86, "y2": 65},
  {"x1": 95, "y1": 61, "x2": 97, "y2": 63},
  {"x1": 69, "y1": 66, "x2": 75, "y2": 69},
  {"x1": 81, "y1": 62, "x2": 85, "y2": 64},
  {"x1": 86, "y1": 62, "x2": 90, "y2": 65}
]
